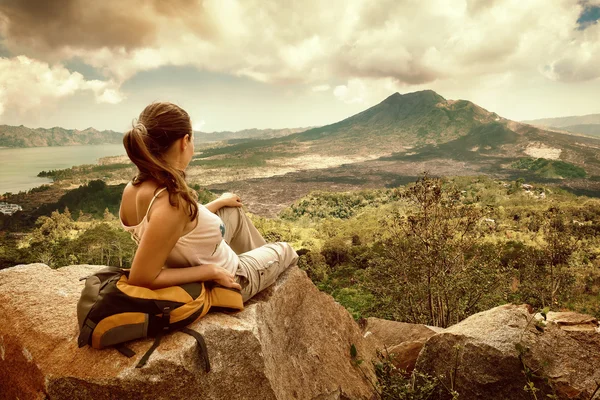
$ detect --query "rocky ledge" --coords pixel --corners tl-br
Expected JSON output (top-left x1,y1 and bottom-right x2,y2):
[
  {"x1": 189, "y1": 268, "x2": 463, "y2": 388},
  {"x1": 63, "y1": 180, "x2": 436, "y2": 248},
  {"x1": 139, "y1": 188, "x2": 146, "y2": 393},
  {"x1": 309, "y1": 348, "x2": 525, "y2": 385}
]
[
  {"x1": 362, "y1": 304, "x2": 600, "y2": 400},
  {"x1": 0, "y1": 264, "x2": 376, "y2": 400}
]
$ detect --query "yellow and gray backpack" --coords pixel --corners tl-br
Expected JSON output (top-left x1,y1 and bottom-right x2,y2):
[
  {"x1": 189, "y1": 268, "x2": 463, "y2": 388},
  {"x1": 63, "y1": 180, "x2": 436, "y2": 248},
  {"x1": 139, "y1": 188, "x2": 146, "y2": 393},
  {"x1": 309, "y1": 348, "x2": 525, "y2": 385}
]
[{"x1": 77, "y1": 266, "x2": 243, "y2": 370}]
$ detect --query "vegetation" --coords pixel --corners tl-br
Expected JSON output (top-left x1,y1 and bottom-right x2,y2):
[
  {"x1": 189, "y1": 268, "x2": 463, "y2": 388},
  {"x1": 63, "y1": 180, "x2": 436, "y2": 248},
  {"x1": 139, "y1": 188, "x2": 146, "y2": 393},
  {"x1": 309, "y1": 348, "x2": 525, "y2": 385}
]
[
  {"x1": 2, "y1": 174, "x2": 600, "y2": 324},
  {"x1": 372, "y1": 352, "x2": 458, "y2": 400},
  {"x1": 280, "y1": 189, "x2": 400, "y2": 220},
  {"x1": 1, "y1": 207, "x2": 137, "y2": 269},
  {"x1": 282, "y1": 175, "x2": 600, "y2": 325},
  {"x1": 511, "y1": 158, "x2": 587, "y2": 179},
  {"x1": 38, "y1": 163, "x2": 132, "y2": 181}
]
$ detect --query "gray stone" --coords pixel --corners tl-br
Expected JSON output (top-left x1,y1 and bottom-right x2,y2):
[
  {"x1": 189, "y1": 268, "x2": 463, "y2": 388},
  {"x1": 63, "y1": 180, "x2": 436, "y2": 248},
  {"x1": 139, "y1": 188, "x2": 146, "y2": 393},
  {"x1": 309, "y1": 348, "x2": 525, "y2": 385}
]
[{"x1": 415, "y1": 304, "x2": 600, "y2": 400}]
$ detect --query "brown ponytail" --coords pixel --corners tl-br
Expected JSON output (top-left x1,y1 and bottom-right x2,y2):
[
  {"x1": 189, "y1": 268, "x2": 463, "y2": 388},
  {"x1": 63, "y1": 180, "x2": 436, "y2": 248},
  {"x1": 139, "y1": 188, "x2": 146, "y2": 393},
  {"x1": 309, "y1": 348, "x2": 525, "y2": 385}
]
[{"x1": 123, "y1": 102, "x2": 198, "y2": 221}]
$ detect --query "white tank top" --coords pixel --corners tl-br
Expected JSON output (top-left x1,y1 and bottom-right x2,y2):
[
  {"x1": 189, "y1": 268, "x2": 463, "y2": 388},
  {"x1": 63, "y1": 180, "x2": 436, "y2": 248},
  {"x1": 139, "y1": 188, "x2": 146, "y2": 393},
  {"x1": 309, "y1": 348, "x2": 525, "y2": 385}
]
[{"x1": 119, "y1": 187, "x2": 239, "y2": 274}]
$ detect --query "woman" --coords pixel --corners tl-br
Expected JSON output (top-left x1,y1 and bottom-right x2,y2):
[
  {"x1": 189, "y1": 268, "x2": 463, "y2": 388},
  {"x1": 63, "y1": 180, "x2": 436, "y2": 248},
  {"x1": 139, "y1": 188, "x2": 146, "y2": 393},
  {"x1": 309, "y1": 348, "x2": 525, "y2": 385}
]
[{"x1": 118, "y1": 102, "x2": 298, "y2": 302}]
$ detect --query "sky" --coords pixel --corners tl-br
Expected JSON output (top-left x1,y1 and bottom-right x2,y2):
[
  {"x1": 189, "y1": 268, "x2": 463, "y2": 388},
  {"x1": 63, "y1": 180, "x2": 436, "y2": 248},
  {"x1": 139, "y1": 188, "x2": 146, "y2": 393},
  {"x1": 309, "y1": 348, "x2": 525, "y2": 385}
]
[{"x1": 0, "y1": 0, "x2": 599, "y2": 132}]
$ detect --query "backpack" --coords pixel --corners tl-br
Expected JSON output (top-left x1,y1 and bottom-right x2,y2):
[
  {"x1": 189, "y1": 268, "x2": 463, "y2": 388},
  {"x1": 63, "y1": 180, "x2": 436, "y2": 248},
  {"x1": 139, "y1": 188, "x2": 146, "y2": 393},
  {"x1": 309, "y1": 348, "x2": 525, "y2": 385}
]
[{"x1": 77, "y1": 266, "x2": 244, "y2": 370}]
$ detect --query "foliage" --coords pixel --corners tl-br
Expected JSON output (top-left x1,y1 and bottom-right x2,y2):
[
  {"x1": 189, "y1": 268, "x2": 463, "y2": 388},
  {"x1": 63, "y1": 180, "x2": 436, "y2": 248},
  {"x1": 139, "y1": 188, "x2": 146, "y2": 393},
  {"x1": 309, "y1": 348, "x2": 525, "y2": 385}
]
[
  {"x1": 15, "y1": 209, "x2": 137, "y2": 269},
  {"x1": 288, "y1": 174, "x2": 600, "y2": 324},
  {"x1": 280, "y1": 189, "x2": 401, "y2": 220},
  {"x1": 38, "y1": 163, "x2": 132, "y2": 181},
  {"x1": 511, "y1": 158, "x2": 586, "y2": 179},
  {"x1": 364, "y1": 175, "x2": 508, "y2": 327},
  {"x1": 371, "y1": 349, "x2": 458, "y2": 400},
  {"x1": 33, "y1": 180, "x2": 125, "y2": 220}
]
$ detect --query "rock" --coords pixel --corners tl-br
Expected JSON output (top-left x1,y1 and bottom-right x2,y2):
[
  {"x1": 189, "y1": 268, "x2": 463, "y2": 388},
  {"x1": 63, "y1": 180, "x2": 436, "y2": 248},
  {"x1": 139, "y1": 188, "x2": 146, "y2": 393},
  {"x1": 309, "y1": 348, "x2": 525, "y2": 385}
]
[
  {"x1": 362, "y1": 317, "x2": 441, "y2": 373},
  {"x1": 386, "y1": 341, "x2": 424, "y2": 373},
  {"x1": 415, "y1": 304, "x2": 600, "y2": 400},
  {"x1": 545, "y1": 311, "x2": 598, "y2": 332},
  {"x1": 0, "y1": 263, "x2": 376, "y2": 400},
  {"x1": 363, "y1": 318, "x2": 440, "y2": 348}
]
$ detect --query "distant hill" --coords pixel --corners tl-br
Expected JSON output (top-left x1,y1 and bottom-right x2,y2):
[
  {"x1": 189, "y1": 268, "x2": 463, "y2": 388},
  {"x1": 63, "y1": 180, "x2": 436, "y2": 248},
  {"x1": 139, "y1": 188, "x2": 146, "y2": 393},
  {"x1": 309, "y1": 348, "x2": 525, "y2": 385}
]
[
  {"x1": 522, "y1": 114, "x2": 600, "y2": 138},
  {"x1": 0, "y1": 125, "x2": 124, "y2": 147},
  {"x1": 0, "y1": 124, "x2": 312, "y2": 148},
  {"x1": 560, "y1": 124, "x2": 600, "y2": 136},
  {"x1": 194, "y1": 127, "x2": 311, "y2": 144},
  {"x1": 522, "y1": 114, "x2": 600, "y2": 128}
]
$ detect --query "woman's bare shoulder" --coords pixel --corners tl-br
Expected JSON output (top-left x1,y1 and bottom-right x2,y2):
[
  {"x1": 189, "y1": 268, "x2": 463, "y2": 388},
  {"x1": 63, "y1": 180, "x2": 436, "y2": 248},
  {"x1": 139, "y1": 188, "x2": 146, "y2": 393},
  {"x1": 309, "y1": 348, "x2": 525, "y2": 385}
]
[{"x1": 121, "y1": 181, "x2": 168, "y2": 225}]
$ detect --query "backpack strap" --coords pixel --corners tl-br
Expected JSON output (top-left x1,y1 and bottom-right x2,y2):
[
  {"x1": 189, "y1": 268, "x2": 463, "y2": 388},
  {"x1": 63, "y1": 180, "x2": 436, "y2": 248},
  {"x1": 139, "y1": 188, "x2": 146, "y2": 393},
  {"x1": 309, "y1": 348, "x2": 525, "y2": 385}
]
[
  {"x1": 116, "y1": 344, "x2": 136, "y2": 358},
  {"x1": 78, "y1": 319, "x2": 96, "y2": 348},
  {"x1": 136, "y1": 330, "x2": 165, "y2": 368},
  {"x1": 181, "y1": 328, "x2": 211, "y2": 373},
  {"x1": 136, "y1": 304, "x2": 171, "y2": 368},
  {"x1": 134, "y1": 305, "x2": 211, "y2": 372}
]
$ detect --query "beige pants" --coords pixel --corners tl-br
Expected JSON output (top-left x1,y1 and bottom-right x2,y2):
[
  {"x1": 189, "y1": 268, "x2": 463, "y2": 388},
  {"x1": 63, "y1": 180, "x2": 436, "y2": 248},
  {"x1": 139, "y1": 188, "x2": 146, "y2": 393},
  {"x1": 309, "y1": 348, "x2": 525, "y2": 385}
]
[{"x1": 216, "y1": 206, "x2": 299, "y2": 302}]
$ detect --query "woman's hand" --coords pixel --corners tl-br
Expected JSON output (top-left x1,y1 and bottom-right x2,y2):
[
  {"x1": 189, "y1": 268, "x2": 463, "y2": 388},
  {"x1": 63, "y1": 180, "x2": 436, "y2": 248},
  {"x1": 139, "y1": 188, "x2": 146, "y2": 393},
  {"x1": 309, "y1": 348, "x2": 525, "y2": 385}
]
[
  {"x1": 204, "y1": 192, "x2": 242, "y2": 213},
  {"x1": 219, "y1": 192, "x2": 242, "y2": 208},
  {"x1": 212, "y1": 265, "x2": 242, "y2": 290}
]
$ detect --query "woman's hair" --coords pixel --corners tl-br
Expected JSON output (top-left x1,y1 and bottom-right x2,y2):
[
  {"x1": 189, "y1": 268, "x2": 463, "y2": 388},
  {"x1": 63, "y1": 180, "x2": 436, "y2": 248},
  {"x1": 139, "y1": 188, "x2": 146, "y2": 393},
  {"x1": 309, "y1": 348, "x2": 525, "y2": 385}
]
[{"x1": 123, "y1": 102, "x2": 198, "y2": 221}]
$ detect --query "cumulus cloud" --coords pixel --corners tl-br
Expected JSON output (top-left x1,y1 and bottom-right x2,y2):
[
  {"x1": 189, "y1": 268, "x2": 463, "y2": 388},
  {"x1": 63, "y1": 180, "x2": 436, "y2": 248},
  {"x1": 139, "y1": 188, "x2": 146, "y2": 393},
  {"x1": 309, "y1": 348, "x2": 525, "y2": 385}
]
[
  {"x1": 541, "y1": 22, "x2": 600, "y2": 82},
  {"x1": 0, "y1": 0, "x2": 598, "y2": 109},
  {"x1": 334, "y1": 80, "x2": 368, "y2": 104},
  {"x1": 192, "y1": 119, "x2": 206, "y2": 131},
  {"x1": 0, "y1": 56, "x2": 122, "y2": 119}
]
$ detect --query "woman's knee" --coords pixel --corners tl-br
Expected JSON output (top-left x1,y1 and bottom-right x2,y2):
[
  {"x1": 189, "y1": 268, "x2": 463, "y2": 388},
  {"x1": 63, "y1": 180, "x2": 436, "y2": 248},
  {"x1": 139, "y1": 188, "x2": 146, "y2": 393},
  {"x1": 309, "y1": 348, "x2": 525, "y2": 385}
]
[
  {"x1": 218, "y1": 205, "x2": 240, "y2": 217},
  {"x1": 275, "y1": 242, "x2": 299, "y2": 266}
]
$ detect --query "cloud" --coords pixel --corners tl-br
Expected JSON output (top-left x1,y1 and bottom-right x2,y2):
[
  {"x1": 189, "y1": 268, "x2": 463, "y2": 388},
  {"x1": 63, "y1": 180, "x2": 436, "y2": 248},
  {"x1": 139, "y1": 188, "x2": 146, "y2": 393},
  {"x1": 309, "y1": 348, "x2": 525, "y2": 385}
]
[
  {"x1": 0, "y1": 55, "x2": 123, "y2": 120},
  {"x1": 334, "y1": 80, "x2": 368, "y2": 104},
  {"x1": 192, "y1": 119, "x2": 206, "y2": 131},
  {"x1": 0, "y1": 0, "x2": 212, "y2": 54},
  {"x1": 542, "y1": 21, "x2": 600, "y2": 82},
  {"x1": 0, "y1": 0, "x2": 599, "y2": 107},
  {"x1": 311, "y1": 84, "x2": 331, "y2": 92}
]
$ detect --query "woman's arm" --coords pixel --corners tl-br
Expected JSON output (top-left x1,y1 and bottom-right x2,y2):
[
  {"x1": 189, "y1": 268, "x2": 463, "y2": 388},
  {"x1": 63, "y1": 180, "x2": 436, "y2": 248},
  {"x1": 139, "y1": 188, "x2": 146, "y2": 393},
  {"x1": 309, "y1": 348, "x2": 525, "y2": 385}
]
[
  {"x1": 127, "y1": 195, "x2": 240, "y2": 290},
  {"x1": 205, "y1": 193, "x2": 242, "y2": 213}
]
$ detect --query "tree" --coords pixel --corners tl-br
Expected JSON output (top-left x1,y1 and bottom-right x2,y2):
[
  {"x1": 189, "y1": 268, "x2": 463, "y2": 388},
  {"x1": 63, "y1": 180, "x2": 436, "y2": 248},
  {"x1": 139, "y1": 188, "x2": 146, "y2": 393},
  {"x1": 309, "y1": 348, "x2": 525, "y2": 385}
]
[
  {"x1": 27, "y1": 210, "x2": 77, "y2": 268},
  {"x1": 365, "y1": 175, "x2": 507, "y2": 327}
]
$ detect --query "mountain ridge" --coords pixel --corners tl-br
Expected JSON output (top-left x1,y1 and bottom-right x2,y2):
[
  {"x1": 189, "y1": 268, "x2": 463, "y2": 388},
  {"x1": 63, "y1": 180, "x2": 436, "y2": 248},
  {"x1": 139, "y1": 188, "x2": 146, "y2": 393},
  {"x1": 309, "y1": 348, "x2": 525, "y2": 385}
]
[
  {"x1": 0, "y1": 125, "x2": 124, "y2": 148},
  {"x1": 521, "y1": 114, "x2": 600, "y2": 138}
]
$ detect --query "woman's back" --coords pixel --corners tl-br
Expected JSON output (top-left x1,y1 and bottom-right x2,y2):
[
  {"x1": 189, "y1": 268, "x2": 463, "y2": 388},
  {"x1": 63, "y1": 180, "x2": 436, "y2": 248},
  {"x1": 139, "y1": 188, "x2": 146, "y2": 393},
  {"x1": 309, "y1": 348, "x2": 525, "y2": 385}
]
[{"x1": 119, "y1": 180, "x2": 239, "y2": 274}]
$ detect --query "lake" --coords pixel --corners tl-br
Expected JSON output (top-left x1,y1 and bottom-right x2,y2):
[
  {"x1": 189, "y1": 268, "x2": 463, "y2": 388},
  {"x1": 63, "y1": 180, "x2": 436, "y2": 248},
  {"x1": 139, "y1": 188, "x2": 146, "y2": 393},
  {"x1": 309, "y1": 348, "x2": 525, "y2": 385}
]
[{"x1": 0, "y1": 144, "x2": 127, "y2": 194}]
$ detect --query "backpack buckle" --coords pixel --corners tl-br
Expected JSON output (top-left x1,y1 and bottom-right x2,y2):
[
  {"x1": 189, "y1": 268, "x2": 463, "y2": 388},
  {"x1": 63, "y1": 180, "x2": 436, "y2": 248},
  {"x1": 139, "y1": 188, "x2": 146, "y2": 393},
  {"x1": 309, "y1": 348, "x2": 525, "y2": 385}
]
[{"x1": 161, "y1": 306, "x2": 171, "y2": 331}]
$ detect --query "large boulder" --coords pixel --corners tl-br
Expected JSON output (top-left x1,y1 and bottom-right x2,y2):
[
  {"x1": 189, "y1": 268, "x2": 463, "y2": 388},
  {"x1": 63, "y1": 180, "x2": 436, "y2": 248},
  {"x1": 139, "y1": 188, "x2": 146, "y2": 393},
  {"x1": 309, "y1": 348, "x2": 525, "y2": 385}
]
[
  {"x1": 362, "y1": 318, "x2": 442, "y2": 373},
  {"x1": 0, "y1": 264, "x2": 376, "y2": 400},
  {"x1": 415, "y1": 304, "x2": 600, "y2": 400}
]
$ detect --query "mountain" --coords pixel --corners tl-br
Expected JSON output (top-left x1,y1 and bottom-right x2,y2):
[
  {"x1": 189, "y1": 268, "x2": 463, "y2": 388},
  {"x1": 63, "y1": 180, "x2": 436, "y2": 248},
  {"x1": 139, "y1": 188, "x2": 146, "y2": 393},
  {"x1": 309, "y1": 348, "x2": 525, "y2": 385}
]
[
  {"x1": 0, "y1": 125, "x2": 124, "y2": 147},
  {"x1": 522, "y1": 114, "x2": 600, "y2": 138},
  {"x1": 200, "y1": 90, "x2": 508, "y2": 158},
  {"x1": 281, "y1": 90, "x2": 507, "y2": 154},
  {"x1": 198, "y1": 90, "x2": 600, "y2": 182}
]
